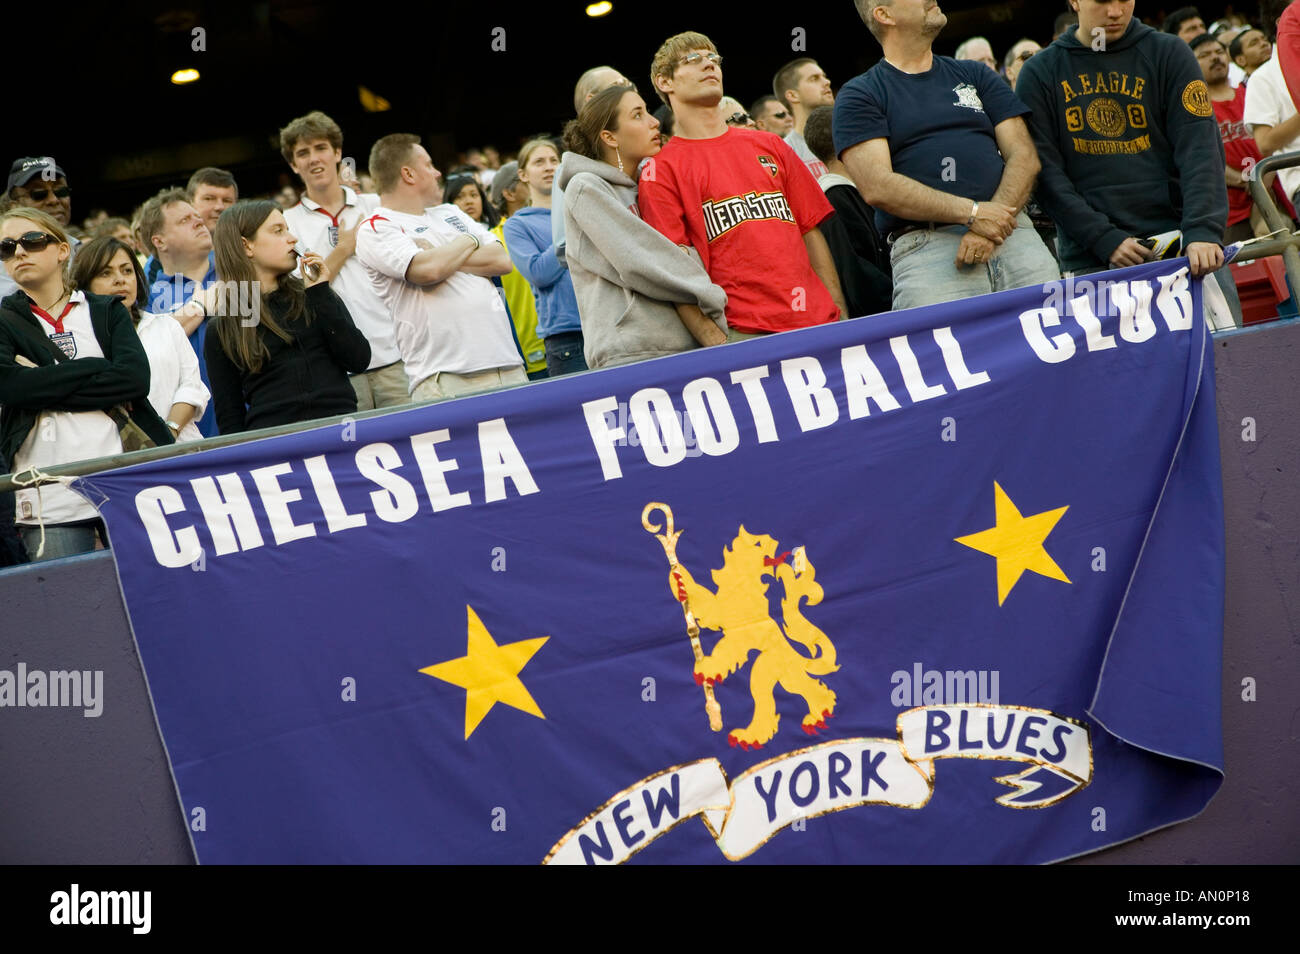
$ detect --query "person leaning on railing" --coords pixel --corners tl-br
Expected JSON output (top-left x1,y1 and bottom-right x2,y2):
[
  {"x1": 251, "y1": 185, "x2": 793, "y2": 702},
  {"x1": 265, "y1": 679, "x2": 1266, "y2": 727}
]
[
  {"x1": 0, "y1": 208, "x2": 173, "y2": 562},
  {"x1": 202, "y1": 200, "x2": 370, "y2": 435}
]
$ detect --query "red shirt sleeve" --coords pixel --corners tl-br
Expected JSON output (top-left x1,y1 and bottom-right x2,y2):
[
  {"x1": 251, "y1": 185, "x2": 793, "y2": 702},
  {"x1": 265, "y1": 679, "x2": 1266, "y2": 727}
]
[
  {"x1": 772, "y1": 136, "x2": 834, "y2": 233},
  {"x1": 1279, "y1": 2, "x2": 1300, "y2": 113}
]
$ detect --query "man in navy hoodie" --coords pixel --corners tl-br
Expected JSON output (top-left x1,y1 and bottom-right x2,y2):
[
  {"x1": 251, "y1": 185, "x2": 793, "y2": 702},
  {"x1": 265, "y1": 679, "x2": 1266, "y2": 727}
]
[{"x1": 1015, "y1": 0, "x2": 1228, "y2": 277}]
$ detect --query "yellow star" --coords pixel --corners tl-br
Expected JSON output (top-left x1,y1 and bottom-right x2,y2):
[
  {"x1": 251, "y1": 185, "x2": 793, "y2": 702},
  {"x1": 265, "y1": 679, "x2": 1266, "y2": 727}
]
[
  {"x1": 955, "y1": 482, "x2": 1072, "y2": 606},
  {"x1": 420, "y1": 606, "x2": 549, "y2": 739}
]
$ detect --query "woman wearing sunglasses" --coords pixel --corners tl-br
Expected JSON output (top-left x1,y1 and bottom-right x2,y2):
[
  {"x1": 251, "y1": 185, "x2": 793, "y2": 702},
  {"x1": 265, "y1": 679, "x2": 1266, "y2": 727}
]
[
  {"x1": 0, "y1": 208, "x2": 173, "y2": 561},
  {"x1": 204, "y1": 200, "x2": 370, "y2": 434},
  {"x1": 557, "y1": 83, "x2": 727, "y2": 369},
  {"x1": 71, "y1": 237, "x2": 209, "y2": 443}
]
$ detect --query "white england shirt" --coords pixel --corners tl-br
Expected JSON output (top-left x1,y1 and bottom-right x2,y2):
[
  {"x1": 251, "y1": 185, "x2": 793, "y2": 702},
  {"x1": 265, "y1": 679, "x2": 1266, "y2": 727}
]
[
  {"x1": 284, "y1": 187, "x2": 403, "y2": 369},
  {"x1": 355, "y1": 204, "x2": 521, "y2": 391},
  {"x1": 13, "y1": 291, "x2": 123, "y2": 525}
]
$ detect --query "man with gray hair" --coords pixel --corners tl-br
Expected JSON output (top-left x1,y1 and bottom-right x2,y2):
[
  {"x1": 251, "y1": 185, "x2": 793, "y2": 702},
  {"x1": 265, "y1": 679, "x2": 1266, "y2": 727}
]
[
  {"x1": 834, "y1": 0, "x2": 1058, "y2": 310},
  {"x1": 554, "y1": 65, "x2": 630, "y2": 263},
  {"x1": 955, "y1": 36, "x2": 998, "y2": 72}
]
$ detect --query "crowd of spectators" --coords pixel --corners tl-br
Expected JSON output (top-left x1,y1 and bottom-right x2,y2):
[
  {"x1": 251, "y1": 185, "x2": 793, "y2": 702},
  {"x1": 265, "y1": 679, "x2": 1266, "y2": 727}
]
[{"x1": 3, "y1": 1, "x2": 1299, "y2": 565}]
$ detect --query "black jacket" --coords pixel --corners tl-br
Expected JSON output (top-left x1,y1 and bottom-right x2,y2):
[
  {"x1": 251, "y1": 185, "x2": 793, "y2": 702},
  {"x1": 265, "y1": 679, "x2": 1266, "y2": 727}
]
[
  {"x1": 1015, "y1": 20, "x2": 1229, "y2": 272},
  {"x1": 0, "y1": 291, "x2": 173, "y2": 467},
  {"x1": 204, "y1": 282, "x2": 371, "y2": 434}
]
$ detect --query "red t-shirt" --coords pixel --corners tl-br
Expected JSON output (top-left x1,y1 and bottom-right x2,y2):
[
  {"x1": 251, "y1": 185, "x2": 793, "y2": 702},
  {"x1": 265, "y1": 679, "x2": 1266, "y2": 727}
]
[
  {"x1": 638, "y1": 126, "x2": 837, "y2": 334},
  {"x1": 1212, "y1": 86, "x2": 1294, "y2": 226}
]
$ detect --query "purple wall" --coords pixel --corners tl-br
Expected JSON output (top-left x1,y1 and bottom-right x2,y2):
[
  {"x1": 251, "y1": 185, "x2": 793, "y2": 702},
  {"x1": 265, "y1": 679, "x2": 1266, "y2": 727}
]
[{"x1": 2, "y1": 321, "x2": 1298, "y2": 865}]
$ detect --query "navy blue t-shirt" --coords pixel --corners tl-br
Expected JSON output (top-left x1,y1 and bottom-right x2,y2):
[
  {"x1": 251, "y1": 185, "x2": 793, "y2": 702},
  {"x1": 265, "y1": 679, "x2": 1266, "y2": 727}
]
[{"x1": 832, "y1": 56, "x2": 1029, "y2": 236}]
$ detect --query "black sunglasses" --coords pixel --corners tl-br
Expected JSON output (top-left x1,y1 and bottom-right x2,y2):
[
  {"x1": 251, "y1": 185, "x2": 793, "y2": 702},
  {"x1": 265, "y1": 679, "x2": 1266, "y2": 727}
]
[
  {"x1": 20, "y1": 185, "x2": 71, "y2": 201},
  {"x1": 726, "y1": 111, "x2": 754, "y2": 126},
  {"x1": 0, "y1": 231, "x2": 59, "y2": 260}
]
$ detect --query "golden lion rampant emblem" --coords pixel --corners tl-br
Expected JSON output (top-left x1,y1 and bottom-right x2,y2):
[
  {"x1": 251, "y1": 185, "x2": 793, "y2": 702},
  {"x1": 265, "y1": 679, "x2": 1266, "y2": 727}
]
[{"x1": 646, "y1": 508, "x2": 839, "y2": 751}]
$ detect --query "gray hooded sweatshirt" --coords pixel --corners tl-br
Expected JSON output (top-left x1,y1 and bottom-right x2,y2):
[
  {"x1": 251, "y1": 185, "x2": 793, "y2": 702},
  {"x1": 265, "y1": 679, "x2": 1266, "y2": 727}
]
[{"x1": 557, "y1": 151, "x2": 727, "y2": 369}]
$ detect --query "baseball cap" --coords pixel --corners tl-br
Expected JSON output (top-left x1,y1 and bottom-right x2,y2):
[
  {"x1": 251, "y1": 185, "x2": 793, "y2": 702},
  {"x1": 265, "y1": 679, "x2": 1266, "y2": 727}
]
[
  {"x1": 489, "y1": 161, "x2": 520, "y2": 208},
  {"x1": 7, "y1": 157, "x2": 67, "y2": 193}
]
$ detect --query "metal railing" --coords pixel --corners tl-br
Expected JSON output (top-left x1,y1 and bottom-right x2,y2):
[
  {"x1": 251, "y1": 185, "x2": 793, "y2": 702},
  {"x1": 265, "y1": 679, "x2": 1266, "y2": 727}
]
[{"x1": 1247, "y1": 150, "x2": 1300, "y2": 294}]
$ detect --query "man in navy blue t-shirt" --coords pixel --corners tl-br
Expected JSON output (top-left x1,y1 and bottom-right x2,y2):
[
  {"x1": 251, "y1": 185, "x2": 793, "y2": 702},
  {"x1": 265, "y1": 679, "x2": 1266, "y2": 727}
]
[{"x1": 833, "y1": 0, "x2": 1060, "y2": 309}]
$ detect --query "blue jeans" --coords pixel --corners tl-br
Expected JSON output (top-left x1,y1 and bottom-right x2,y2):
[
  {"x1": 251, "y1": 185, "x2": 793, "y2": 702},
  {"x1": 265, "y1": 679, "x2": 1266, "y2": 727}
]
[
  {"x1": 18, "y1": 520, "x2": 108, "y2": 563},
  {"x1": 889, "y1": 212, "x2": 1061, "y2": 311},
  {"x1": 545, "y1": 331, "x2": 588, "y2": 377}
]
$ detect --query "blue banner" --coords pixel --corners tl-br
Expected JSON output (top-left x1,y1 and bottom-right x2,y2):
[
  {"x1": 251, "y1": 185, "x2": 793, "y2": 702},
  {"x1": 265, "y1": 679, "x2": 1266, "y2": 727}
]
[{"x1": 78, "y1": 259, "x2": 1224, "y2": 864}]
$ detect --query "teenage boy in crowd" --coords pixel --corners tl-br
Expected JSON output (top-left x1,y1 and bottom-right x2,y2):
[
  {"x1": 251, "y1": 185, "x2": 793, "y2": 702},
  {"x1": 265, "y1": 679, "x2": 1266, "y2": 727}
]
[
  {"x1": 280, "y1": 111, "x2": 409, "y2": 410},
  {"x1": 356, "y1": 134, "x2": 524, "y2": 402},
  {"x1": 1015, "y1": 0, "x2": 1228, "y2": 278},
  {"x1": 639, "y1": 32, "x2": 846, "y2": 339},
  {"x1": 187, "y1": 167, "x2": 239, "y2": 234}
]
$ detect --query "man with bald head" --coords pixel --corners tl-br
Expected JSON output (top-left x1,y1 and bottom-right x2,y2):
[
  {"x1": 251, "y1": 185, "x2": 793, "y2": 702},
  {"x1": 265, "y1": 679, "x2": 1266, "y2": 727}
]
[
  {"x1": 554, "y1": 64, "x2": 630, "y2": 263},
  {"x1": 955, "y1": 36, "x2": 998, "y2": 72}
]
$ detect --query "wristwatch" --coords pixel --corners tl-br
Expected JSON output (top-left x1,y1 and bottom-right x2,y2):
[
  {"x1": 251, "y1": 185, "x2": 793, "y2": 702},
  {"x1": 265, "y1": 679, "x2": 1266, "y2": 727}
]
[
  {"x1": 165, "y1": 420, "x2": 181, "y2": 434},
  {"x1": 966, "y1": 201, "x2": 979, "y2": 228}
]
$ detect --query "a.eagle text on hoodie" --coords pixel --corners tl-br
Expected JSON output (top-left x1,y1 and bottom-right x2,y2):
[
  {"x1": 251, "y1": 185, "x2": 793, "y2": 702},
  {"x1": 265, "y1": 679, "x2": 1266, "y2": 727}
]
[{"x1": 1015, "y1": 19, "x2": 1228, "y2": 272}]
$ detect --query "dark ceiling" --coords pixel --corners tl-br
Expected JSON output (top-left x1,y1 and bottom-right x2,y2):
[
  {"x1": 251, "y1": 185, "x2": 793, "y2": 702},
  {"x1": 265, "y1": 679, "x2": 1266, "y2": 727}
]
[{"x1": 7, "y1": 0, "x2": 1233, "y2": 219}]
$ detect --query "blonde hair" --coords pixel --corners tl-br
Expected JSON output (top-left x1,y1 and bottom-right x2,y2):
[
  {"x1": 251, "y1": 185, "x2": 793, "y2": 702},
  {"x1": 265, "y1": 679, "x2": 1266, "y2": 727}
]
[
  {"x1": 516, "y1": 139, "x2": 560, "y2": 191},
  {"x1": 649, "y1": 31, "x2": 718, "y2": 105},
  {"x1": 0, "y1": 206, "x2": 72, "y2": 291}
]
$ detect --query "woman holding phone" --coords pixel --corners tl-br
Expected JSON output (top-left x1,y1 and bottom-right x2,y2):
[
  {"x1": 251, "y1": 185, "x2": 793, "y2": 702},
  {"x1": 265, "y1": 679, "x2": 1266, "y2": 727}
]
[{"x1": 204, "y1": 200, "x2": 370, "y2": 434}]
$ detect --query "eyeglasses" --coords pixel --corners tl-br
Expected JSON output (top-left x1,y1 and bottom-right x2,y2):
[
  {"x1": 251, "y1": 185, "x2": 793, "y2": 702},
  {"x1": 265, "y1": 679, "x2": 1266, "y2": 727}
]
[
  {"x1": 0, "y1": 231, "x2": 58, "y2": 260},
  {"x1": 725, "y1": 111, "x2": 753, "y2": 126},
  {"x1": 19, "y1": 185, "x2": 71, "y2": 202},
  {"x1": 679, "y1": 51, "x2": 723, "y2": 67},
  {"x1": 1014, "y1": 50, "x2": 1037, "y2": 62}
]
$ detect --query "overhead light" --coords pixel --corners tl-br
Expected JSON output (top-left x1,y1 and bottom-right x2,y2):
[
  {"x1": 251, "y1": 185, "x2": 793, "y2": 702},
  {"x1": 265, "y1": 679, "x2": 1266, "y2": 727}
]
[
  {"x1": 171, "y1": 68, "x2": 200, "y2": 85},
  {"x1": 586, "y1": 2, "x2": 612, "y2": 16},
  {"x1": 359, "y1": 86, "x2": 392, "y2": 112}
]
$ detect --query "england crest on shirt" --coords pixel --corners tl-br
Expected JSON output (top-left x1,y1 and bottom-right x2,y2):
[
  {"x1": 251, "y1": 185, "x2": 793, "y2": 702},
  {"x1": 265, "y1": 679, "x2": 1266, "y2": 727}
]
[
  {"x1": 50, "y1": 330, "x2": 77, "y2": 358},
  {"x1": 953, "y1": 83, "x2": 984, "y2": 112}
]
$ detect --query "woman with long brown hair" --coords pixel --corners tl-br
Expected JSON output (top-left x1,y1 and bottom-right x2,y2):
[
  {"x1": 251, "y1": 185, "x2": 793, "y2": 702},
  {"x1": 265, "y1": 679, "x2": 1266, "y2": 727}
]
[
  {"x1": 557, "y1": 83, "x2": 727, "y2": 369},
  {"x1": 0, "y1": 208, "x2": 172, "y2": 561},
  {"x1": 204, "y1": 200, "x2": 370, "y2": 434},
  {"x1": 71, "y1": 236, "x2": 209, "y2": 442}
]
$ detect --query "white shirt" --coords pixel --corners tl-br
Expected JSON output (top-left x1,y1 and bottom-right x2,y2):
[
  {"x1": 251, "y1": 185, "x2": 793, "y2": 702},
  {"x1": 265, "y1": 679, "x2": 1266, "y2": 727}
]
[
  {"x1": 784, "y1": 130, "x2": 828, "y2": 180},
  {"x1": 1244, "y1": 56, "x2": 1300, "y2": 202},
  {"x1": 13, "y1": 292, "x2": 122, "y2": 525},
  {"x1": 135, "y1": 312, "x2": 209, "y2": 442},
  {"x1": 283, "y1": 187, "x2": 403, "y2": 369},
  {"x1": 355, "y1": 204, "x2": 522, "y2": 391}
]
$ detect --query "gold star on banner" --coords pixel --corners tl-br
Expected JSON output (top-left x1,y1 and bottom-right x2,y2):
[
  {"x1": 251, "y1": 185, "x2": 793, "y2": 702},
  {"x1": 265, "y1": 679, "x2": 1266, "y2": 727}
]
[
  {"x1": 955, "y1": 482, "x2": 1072, "y2": 606},
  {"x1": 420, "y1": 605, "x2": 549, "y2": 739}
]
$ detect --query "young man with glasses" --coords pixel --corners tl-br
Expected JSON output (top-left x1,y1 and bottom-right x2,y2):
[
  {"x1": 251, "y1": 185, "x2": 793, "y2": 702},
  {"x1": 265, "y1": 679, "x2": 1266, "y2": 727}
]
[
  {"x1": 280, "y1": 110, "x2": 409, "y2": 410},
  {"x1": 639, "y1": 32, "x2": 846, "y2": 339},
  {"x1": 2, "y1": 157, "x2": 77, "y2": 299}
]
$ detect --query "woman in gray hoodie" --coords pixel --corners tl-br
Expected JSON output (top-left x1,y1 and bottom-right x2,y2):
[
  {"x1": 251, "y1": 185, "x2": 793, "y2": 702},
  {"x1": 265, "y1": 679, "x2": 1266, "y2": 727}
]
[{"x1": 557, "y1": 84, "x2": 728, "y2": 370}]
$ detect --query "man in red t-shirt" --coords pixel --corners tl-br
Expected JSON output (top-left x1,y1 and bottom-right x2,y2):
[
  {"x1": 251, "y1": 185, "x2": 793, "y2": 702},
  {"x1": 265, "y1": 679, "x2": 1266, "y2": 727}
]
[
  {"x1": 639, "y1": 31, "x2": 847, "y2": 337},
  {"x1": 1194, "y1": 33, "x2": 1297, "y2": 241}
]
